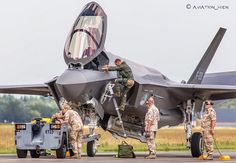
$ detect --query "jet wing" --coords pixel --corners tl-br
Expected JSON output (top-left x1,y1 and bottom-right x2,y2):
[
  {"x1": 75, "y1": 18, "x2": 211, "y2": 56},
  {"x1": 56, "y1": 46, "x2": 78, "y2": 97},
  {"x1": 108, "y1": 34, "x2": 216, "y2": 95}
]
[
  {"x1": 0, "y1": 84, "x2": 50, "y2": 96},
  {"x1": 168, "y1": 84, "x2": 236, "y2": 101}
]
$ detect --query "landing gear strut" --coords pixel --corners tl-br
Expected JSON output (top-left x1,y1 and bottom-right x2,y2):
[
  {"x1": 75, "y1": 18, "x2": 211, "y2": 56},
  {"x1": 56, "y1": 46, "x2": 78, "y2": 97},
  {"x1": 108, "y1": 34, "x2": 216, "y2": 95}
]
[
  {"x1": 184, "y1": 100, "x2": 193, "y2": 148},
  {"x1": 184, "y1": 99, "x2": 204, "y2": 157}
]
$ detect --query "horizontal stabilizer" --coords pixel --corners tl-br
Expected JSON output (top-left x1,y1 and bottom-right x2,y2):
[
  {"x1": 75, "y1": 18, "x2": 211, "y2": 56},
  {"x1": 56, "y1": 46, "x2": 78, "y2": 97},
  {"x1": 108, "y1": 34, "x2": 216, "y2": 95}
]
[
  {"x1": 169, "y1": 83, "x2": 236, "y2": 101},
  {"x1": 203, "y1": 71, "x2": 236, "y2": 86}
]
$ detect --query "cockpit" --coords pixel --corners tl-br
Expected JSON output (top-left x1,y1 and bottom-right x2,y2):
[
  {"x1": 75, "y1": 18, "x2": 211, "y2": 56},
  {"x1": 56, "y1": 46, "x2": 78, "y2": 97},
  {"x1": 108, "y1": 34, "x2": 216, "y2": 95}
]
[
  {"x1": 64, "y1": 2, "x2": 109, "y2": 70},
  {"x1": 67, "y1": 16, "x2": 102, "y2": 60}
]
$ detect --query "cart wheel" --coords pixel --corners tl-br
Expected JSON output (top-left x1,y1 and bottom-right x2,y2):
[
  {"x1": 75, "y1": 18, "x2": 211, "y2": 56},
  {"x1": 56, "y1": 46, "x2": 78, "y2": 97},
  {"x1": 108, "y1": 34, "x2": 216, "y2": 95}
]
[
  {"x1": 87, "y1": 140, "x2": 97, "y2": 157},
  {"x1": 69, "y1": 149, "x2": 74, "y2": 156},
  {"x1": 16, "y1": 149, "x2": 27, "y2": 158},
  {"x1": 30, "y1": 150, "x2": 40, "y2": 158},
  {"x1": 56, "y1": 134, "x2": 67, "y2": 158}
]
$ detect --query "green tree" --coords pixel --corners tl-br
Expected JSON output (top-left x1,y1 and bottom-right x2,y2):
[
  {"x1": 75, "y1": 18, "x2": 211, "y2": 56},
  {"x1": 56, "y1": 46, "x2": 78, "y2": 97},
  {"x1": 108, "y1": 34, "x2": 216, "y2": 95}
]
[{"x1": 0, "y1": 95, "x2": 58, "y2": 123}]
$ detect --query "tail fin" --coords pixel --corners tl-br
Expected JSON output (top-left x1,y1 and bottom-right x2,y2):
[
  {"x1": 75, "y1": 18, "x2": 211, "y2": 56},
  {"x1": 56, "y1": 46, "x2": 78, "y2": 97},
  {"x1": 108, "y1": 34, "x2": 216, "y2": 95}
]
[{"x1": 187, "y1": 27, "x2": 227, "y2": 84}]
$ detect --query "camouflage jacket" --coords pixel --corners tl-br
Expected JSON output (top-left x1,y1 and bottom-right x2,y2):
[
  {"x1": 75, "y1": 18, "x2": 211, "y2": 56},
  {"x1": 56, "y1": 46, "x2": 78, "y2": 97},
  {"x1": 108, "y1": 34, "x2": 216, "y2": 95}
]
[
  {"x1": 108, "y1": 61, "x2": 134, "y2": 80},
  {"x1": 64, "y1": 110, "x2": 83, "y2": 131},
  {"x1": 145, "y1": 105, "x2": 160, "y2": 132},
  {"x1": 201, "y1": 107, "x2": 216, "y2": 131}
]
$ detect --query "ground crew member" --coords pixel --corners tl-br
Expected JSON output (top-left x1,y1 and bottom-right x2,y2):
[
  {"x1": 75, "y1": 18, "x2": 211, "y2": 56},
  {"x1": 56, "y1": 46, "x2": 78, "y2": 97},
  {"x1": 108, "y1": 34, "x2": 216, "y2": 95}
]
[
  {"x1": 102, "y1": 58, "x2": 134, "y2": 111},
  {"x1": 201, "y1": 100, "x2": 216, "y2": 160},
  {"x1": 51, "y1": 110, "x2": 64, "y2": 123},
  {"x1": 144, "y1": 96, "x2": 160, "y2": 159},
  {"x1": 59, "y1": 102, "x2": 84, "y2": 159}
]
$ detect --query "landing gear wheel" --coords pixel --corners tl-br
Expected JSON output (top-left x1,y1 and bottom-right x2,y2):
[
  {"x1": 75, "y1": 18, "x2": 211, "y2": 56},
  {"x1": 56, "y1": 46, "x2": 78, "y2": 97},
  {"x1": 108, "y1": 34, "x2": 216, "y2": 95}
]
[
  {"x1": 30, "y1": 150, "x2": 40, "y2": 158},
  {"x1": 191, "y1": 132, "x2": 204, "y2": 157},
  {"x1": 16, "y1": 149, "x2": 27, "y2": 158},
  {"x1": 87, "y1": 140, "x2": 97, "y2": 157},
  {"x1": 56, "y1": 133, "x2": 67, "y2": 158}
]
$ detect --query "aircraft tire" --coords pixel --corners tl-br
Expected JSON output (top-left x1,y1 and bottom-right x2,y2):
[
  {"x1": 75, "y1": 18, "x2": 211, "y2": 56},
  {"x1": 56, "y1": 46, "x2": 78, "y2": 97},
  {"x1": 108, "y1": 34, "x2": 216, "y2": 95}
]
[
  {"x1": 87, "y1": 140, "x2": 96, "y2": 157},
  {"x1": 30, "y1": 150, "x2": 40, "y2": 158},
  {"x1": 56, "y1": 133, "x2": 67, "y2": 158},
  {"x1": 16, "y1": 149, "x2": 27, "y2": 158},
  {"x1": 191, "y1": 132, "x2": 204, "y2": 157}
]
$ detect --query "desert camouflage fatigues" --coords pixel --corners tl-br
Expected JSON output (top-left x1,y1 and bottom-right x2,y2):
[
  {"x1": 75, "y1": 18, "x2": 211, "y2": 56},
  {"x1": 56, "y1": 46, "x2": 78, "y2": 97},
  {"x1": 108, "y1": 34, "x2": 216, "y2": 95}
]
[
  {"x1": 64, "y1": 110, "x2": 84, "y2": 155},
  {"x1": 51, "y1": 111, "x2": 63, "y2": 123},
  {"x1": 201, "y1": 107, "x2": 216, "y2": 156},
  {"x1": 145, "y1": 105, "x2": 160, "y2": 155}
]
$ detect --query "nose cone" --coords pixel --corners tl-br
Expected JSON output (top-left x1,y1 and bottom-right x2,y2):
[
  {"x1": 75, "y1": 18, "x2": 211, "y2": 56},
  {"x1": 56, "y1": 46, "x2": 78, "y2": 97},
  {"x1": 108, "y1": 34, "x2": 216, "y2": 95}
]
[{"x1": 56, "y1": 69, "x2": 87, "y2": 101}]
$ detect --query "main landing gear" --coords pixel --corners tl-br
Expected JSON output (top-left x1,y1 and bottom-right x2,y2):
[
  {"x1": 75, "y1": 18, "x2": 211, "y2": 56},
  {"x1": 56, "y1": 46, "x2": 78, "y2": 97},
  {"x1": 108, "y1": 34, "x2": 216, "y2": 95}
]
[{"x1": 184, "y1": 100, "x2": 204, "y2": 157}]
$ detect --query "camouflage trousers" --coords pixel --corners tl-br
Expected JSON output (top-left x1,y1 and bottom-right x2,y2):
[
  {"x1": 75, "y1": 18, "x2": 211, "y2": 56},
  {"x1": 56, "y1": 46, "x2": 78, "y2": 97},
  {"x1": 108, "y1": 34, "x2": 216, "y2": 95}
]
[
  {"x1": 114, "y1": 78, "x2": 132, "y2": 107},
  {"x1": 202, "y1": 130, "x2": 214, "y2": 155},
  {"x1": 146, "y1": 131, "x2": 157, "y2": 155},
  {"x1": 69, "y1": 128, "x2": 83, "y2": 154}
]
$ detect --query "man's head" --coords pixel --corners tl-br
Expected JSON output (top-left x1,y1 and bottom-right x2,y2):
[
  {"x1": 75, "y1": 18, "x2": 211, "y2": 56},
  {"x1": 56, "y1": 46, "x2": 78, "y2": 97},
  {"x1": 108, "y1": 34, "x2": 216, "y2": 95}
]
[
  {"x1": 114, "y1": 58, "x2": 122, "y2": 66},
  {"x1": 204, "y1": 100, "x2": 213, "y2": 110},
  {"x1": 61, "y1": 102, "x2": 71, "y2": 114},
  {"x1": 145, "y1": 96, "x2": 155, "y2": 108}
]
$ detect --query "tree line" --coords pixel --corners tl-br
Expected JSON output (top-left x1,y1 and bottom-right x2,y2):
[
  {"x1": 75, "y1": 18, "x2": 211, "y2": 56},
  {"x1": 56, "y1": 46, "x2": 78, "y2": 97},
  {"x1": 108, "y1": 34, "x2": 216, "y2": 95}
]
[
  {"x1": 0, "y1": 94, "x2": 235, "y2": 123},
  {"x1": 0, "y1": 95, "x2": 58, "y2": 123}
]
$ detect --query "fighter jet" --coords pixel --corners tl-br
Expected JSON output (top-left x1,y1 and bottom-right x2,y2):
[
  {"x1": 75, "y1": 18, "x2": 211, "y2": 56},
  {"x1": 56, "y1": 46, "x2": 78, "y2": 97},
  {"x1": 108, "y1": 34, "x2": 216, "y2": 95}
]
[{"x1": 0, "y1": 2, "x2": 236, "y2": 157}]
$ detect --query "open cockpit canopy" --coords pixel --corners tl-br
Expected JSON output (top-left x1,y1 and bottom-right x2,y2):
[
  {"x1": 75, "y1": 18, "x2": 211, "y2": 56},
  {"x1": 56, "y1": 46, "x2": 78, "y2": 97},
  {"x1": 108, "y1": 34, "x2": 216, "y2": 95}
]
[{"x1": 64, "y1": 2, "x2": 107, "y2": 67}]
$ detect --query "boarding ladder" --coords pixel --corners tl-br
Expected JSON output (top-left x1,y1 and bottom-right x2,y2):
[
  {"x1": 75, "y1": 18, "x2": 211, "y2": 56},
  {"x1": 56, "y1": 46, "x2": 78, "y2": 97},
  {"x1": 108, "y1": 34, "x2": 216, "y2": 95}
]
[{"x1": 100, "y1": 81, "x2": 127, "y2": 137}]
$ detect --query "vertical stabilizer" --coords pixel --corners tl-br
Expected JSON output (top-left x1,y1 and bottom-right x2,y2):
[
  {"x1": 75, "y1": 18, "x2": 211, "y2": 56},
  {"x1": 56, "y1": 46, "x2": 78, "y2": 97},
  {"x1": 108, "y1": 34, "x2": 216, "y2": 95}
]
[{"x1": 187, "y1": 27, "x2": 226, "y2": 84}]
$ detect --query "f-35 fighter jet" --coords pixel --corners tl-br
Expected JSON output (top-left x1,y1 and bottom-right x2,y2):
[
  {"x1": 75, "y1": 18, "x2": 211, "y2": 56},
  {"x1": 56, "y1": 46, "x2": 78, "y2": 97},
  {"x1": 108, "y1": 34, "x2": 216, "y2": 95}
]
[{"x1": 0, "y1": 2, "x2": 235, "y2": 157}]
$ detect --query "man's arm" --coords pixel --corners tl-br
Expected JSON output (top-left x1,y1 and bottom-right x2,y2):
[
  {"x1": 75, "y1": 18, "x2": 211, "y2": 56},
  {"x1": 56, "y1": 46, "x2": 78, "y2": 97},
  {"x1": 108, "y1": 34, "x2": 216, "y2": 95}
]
[
  {"x1": 102, "y1": 65, "x2": 122, "y2": 71},
  {"x1": 59, "y1": 119, "x2": 69, "y2": 124},
  {"x1": 60, "y1": 112, "x2": 69, "y2": 124},
  {"x1": 145, "y1": 120, "x2": 152, "y2": 132},
  {"x1": 211, "y1": 120, "x2": 216, "y2": 135}
]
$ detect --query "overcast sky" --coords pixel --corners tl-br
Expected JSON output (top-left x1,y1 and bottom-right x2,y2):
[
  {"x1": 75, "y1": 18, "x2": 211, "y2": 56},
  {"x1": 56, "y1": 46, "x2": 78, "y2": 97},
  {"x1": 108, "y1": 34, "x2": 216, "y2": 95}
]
[{"x1": 0, "y1": 0, "x2": 235, "y2": 84}]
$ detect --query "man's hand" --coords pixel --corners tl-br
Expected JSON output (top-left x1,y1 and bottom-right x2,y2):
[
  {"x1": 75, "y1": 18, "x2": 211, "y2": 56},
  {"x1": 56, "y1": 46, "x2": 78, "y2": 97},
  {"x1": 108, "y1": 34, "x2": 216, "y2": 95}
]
[
  {"x1": 145, "y1": 126, "x2": 150, "y2": 132},
  {"x1": 101, "y1": 65, "x2": 109, "y2": 71},
  {"x1": 210, "y1": 129, "x2": 215, "y2": 135}
]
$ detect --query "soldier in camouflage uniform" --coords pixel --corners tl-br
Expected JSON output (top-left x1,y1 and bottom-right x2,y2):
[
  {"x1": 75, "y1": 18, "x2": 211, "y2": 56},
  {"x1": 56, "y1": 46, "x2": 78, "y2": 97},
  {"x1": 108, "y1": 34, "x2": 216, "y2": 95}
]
[
  {"x1": 102, "y1": 58, "x2": 134, "y2": 111},
  {"x1": 51, "y1": 110, "x2": 64, "y2": 123},
  {"x1": 201, "y1": 100, "x2": 216, "y2": 160},
  {"x1": 144, "y1": 97, "x2": 160, "y2": 159},
  {"x1": 60, "y1": 102, "x2": 84, "y2": 159}
]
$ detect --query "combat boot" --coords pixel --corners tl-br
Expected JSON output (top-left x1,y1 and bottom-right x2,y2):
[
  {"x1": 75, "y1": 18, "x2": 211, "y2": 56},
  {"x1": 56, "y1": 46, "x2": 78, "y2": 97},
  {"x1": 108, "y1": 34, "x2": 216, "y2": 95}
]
[
  {"x1": 206, "y1": 154, "x2": 213, "y2": 160},
  {"x1": 119, "y1": 95, "x2": 127, "y2": 111},
  {"x1": 70, "y1": 153, "x2": 79, "y2": 159},
  {"x1": 145, "y1": 153, "x2": 156, "y2": 159},
  {"x1": 119, "y1": 104, "x2": 125, "y2": 111},
  {"x1": 78, "y1": 153, "x2": 81, "y2": 159}
]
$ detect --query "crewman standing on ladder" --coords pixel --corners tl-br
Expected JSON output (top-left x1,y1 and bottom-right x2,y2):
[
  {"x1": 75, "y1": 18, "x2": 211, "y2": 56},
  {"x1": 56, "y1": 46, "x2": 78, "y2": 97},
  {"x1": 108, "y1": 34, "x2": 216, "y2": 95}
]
[
  {"x1": 102, "y1": 58, "x2": 134, "y2": 111},
  {"x1": 201, "y1": 100, "x2": 216, "y2": 160}
]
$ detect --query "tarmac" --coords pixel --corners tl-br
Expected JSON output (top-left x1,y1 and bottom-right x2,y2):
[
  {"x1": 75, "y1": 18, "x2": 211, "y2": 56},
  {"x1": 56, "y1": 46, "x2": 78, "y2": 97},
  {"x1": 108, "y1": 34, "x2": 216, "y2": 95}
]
[{"x1": 0, "y1": 151, "x2": 235, "y2": 163}]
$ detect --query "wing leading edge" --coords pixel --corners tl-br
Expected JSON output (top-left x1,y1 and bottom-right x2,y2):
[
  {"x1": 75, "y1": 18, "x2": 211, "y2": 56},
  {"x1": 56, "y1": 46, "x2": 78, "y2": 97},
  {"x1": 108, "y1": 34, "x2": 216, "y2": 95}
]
[{"x1": 0, "y1": 84, "x2": 50, "y2": 96}]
